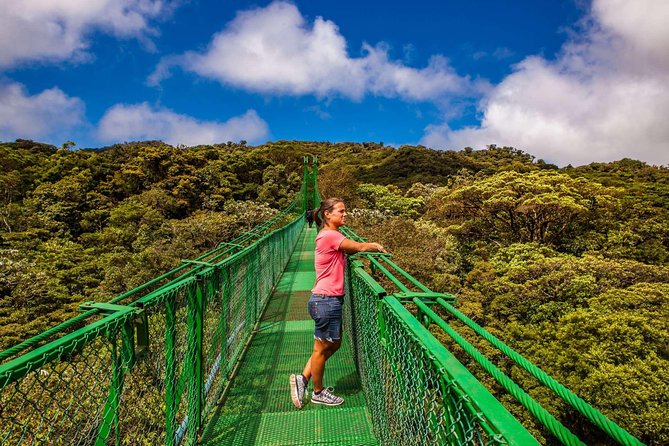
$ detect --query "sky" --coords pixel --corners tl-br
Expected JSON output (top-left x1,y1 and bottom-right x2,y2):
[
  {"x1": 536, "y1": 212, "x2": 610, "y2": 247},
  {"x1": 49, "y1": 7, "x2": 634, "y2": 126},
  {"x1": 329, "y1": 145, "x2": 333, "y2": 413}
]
[{"x1": 0, "y1": 0, "x2": 667, "y2": 167}]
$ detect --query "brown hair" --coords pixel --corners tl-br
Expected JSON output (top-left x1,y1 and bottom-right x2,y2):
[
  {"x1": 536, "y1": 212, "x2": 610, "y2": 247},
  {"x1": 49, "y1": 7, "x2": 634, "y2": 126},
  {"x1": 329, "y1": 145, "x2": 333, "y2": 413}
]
[{"x1": 312, "y1": 197, "x2": 344, "y2": 227}]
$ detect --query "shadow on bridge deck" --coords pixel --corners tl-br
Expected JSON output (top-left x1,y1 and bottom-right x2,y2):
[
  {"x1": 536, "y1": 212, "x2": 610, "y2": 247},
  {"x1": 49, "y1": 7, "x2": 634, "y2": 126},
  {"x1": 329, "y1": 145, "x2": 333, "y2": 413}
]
[{"x1": 200, "y1": 227, "x2": 378, "y2": 445}]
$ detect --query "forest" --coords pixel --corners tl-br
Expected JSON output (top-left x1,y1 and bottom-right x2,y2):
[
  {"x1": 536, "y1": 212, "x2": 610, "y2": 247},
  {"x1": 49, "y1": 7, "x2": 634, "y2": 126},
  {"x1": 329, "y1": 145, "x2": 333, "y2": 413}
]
[{"x1": 1, "y1": 139, "x2": 667, "y2": 444}]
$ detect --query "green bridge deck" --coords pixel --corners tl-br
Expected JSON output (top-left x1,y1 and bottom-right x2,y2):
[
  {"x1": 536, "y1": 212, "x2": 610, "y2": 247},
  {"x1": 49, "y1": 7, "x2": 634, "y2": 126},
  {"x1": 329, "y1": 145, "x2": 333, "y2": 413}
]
[{"x1": 201, "y1": 227, "x2": 378, "y2": 445}]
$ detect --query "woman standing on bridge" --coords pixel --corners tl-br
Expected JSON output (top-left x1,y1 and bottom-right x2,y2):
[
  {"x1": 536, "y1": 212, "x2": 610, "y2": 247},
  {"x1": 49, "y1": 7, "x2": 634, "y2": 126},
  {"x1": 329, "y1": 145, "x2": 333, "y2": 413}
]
[{"x1": 290, "y1": 198, "x2": 386, "y2": 408}]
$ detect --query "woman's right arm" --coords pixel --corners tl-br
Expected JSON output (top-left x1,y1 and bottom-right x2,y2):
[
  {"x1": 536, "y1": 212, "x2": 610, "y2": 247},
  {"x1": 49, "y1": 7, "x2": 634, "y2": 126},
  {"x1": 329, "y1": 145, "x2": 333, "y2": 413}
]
[{"x1": 339, "y1": 238, "x2": 386, "y2": 255}]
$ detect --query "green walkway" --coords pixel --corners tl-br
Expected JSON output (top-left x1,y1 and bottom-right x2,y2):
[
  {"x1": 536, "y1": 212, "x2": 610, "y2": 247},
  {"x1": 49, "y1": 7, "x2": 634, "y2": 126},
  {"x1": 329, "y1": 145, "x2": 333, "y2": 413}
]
[{"x1": 201, "y1": 227, "x2": 378, "y2": 445}]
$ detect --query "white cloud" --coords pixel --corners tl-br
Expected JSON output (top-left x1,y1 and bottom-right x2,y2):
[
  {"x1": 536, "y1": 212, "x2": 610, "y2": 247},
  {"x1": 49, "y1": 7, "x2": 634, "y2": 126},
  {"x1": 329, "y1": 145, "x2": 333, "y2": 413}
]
[
  {"x1": 97, "y1": 103, "x2": 270, "y2": 146},
  {"x1": 0, "y1": 0, "x2": 174, "y2": 67},
  {"x1": 593, "y1": 0, "x2": 669, "y2": 68},
  {"x1": 422, "y1": 0, "x2": 669, "y2": 166},
  {"x1": 0, "y1": 80, "x2": 85, "y2": 141},
  {"x1": 149, "y1": 1, "x2": 486, "y2": 102}
]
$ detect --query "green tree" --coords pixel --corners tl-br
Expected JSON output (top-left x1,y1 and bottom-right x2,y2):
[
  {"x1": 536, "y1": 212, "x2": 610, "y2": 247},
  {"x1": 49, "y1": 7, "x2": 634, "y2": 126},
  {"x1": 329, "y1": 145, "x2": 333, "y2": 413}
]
[
  {"x1": 25, "y1": 169, "x2": 93, "y2": 236},
  {"x1": 427, "y1": 170, "x2": 621, "y2": 248},
  {"x1": 357, "y1": 183, "x2": 424, "y2": 218},
  {"x1": 257, "y1": 164, "x2": 300, "y2": 208}
]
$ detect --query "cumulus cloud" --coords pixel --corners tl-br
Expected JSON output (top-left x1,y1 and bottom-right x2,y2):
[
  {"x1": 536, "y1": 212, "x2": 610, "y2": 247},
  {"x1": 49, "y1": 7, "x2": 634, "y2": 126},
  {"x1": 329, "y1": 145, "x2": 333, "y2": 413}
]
[
  {"x1": 0, "y1": 0, "x2": 175, "y2": 67},
  {"x1": 422, "y1": 0, "x2": 669, "y2": 166},
  {"x1": 0, "y1": 80, "x2": 85, "y2": 142},
  {"x1": 593, "y1": 0, "x2": 669, "y2": 68},
  {"x1": 149, "y1": 1, "x2": 486, "y2": 102},
  {"x1": 97, "y1": 103, "x2": 270, "y2": 146}
]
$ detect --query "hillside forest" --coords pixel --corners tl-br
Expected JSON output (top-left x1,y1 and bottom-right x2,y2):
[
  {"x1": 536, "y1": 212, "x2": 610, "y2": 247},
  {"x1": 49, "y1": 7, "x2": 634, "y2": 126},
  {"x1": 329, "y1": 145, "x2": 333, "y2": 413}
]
[{"x1": 1, "y1": 139, "x2": 668, "y2": 444}]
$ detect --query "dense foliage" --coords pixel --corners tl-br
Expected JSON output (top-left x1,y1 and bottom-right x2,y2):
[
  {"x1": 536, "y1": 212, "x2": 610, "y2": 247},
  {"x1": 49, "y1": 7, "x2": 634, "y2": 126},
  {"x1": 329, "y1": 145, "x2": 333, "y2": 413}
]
[
  {"x1": 343, "y1": 147, "x2": 668, "y2": 445},
  {"x1": 1, "y1": 139, "x2": 667, "y2": 444},
  {"x1": 0, "y1": 139, "x2": 305, "y2": 348}
]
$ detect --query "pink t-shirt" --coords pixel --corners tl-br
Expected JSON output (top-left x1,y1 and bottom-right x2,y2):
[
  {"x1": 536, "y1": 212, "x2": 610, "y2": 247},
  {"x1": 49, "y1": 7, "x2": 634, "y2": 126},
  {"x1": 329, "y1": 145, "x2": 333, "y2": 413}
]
[{"x1": 312, "y1": 229, "x2": 347, "y2": 296}]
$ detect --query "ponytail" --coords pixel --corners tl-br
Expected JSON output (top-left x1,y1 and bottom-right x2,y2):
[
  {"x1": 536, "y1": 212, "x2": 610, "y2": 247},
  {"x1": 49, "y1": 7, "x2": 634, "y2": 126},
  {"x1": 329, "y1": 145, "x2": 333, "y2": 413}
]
[{"x1": 312, "y1": 207, "x2": 322, "y2": 227}]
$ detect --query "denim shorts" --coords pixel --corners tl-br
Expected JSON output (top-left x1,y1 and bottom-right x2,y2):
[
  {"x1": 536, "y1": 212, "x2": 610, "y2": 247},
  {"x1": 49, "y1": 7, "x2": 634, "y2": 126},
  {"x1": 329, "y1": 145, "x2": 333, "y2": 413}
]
[{"x1": 307, "y1": 294, "x2": 344, "y2": 343}]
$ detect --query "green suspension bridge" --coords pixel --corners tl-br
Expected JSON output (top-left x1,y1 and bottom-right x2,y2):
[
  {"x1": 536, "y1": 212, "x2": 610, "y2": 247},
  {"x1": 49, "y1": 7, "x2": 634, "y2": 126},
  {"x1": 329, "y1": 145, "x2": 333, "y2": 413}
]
[{"x1": 0, "y1": 158, "x2": 644, "y2": 445}]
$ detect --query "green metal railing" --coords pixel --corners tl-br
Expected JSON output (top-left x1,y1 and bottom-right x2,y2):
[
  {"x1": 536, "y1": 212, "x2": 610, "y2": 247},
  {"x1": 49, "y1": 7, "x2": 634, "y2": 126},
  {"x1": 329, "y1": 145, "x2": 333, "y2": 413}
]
[
  {"x1": 0, "y1": 155, "x2": 645, "y2": 446},
  {"x1": 341, "y1": 226, "x2": 644, "y2": 446},
  {"x1": 0, "y1": 159, "x2": 311, "y2": 445}
]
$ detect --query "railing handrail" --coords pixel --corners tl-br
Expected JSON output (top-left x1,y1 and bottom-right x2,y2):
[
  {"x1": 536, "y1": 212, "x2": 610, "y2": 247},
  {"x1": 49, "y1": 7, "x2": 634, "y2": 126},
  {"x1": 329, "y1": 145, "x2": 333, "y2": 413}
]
[{"x1": 343, "y1": 224, "x2": 644, "y2": 446}]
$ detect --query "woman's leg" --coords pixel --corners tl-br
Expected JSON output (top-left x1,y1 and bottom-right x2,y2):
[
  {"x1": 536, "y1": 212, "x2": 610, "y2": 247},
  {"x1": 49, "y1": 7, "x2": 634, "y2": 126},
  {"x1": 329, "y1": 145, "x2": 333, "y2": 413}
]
[
  {"x1": 291, "y1": 295, "x2": 343, "y2": 408},
  {"x1": 302, "y1": 338, "x2": 341, "y2": 391}
]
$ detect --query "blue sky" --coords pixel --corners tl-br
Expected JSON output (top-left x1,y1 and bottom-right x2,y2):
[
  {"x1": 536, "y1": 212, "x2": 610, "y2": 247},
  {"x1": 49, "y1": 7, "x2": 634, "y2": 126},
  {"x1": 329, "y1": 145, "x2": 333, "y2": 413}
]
[{"x1": 0, "y1": 0, "x2": 667, "y2": 166}]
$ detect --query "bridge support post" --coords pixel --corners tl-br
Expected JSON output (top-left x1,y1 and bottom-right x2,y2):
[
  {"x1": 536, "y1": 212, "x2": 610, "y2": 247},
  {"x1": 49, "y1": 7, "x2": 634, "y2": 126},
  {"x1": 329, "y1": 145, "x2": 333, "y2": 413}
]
[
  {"x1": 74, "y1": 302, "x2": 141, "y2": 446},
  {"x1": 165, "y1": 293, "x2": 178, "y2": 446},
  {"x1": 94, "y1": 324, "x2": 130, "y2": 446},
  {"x1": 186, "y1": 275, "x2": 205, "y2": 445},
  {"x1": 303, "y1": 156, "x2": 309, "y2": 211}
]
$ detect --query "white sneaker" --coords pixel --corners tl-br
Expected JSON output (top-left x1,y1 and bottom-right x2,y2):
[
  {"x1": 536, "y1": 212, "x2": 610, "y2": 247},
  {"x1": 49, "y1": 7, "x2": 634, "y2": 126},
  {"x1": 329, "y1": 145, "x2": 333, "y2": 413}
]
[
  {"x1": 311, "y1": 387, "x2": 344, "y2": 406},
  {"x1": 290, "y1": 374, "x2": 308, "y2": 409}
]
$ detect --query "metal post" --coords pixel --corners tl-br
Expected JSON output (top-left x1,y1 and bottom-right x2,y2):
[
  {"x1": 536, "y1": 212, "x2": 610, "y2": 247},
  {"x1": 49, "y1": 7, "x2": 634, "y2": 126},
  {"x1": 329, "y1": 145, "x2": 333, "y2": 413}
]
[
  {"x1": 186, "y1": 277, "x2": 204, "y2": 445},
  {"x1": 94, "y1": 330, "x2": 125, "y2": 446},
  {"x1": 165, "y1": 294, "x2": 177, "y2": 446}
]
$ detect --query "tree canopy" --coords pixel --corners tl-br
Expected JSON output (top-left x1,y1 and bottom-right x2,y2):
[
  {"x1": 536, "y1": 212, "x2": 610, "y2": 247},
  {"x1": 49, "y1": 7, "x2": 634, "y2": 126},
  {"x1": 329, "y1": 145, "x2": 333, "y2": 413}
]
[{"x1": 1, "y1": 138, "x2": 667, "y2": 444}]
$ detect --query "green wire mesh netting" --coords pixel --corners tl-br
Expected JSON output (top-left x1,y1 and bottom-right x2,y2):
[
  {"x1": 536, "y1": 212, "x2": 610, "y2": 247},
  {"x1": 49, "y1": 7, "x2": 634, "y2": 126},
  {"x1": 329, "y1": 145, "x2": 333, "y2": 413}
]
[
  {"x1": 0, "y1": 310, "x2": 136, "y2": 445},
  {"x1": 344, "y1": 264, "x2": 520, "y2": 446},
  {"x1": 0, "y1": 194, "x2": 305, "y2": 445}
]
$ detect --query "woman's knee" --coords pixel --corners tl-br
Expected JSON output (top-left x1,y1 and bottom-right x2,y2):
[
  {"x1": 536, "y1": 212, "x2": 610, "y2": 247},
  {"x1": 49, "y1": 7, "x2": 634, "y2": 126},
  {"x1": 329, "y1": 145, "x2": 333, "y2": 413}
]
[
  {"x1": 315, "y1": 339, "x2": 340, "y2": 356},
  {"x1": 324, "y1": 339, "x2": 341, "y2": 357},
  {"x1": 313, "y1": 339, "x2": 332, "y2": 355}
]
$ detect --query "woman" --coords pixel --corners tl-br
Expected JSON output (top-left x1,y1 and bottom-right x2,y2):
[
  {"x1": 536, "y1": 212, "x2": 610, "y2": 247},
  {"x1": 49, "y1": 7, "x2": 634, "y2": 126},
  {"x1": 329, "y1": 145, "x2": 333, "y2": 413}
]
[{"x1": 290, "y1": 198, "x2": 386, "y2": 408}]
